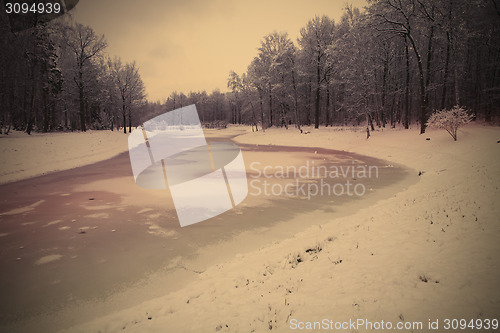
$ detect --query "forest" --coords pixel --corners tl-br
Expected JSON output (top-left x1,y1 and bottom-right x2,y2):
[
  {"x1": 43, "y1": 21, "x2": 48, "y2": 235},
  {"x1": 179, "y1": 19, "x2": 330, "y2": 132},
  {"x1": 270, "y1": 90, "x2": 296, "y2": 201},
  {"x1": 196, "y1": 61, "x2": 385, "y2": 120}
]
[{"x1": 0, "y1": 0, "x2": 499, "y2": 135}]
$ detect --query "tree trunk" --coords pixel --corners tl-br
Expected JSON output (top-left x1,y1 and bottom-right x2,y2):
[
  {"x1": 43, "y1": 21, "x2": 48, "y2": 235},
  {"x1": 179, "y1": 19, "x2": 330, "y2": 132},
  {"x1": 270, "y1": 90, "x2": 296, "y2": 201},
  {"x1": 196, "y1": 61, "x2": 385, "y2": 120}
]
[
  {"x1": 122, "y1": 97, "x2": 126, "y2": 134},
  {"x1": 404, "y1": 37, "x2": 410, "y2": 129},
  {"x1": 441, "y1": 30, "x2": 451, "y2": 109},
  {"x1": 441, "y1": 3, "x2": 453, "y2": 110},
  {"x1": 390, "y1": 95, "x2": 396, "y2": 128},
  {"x1": 425, "y1": 22, "x2": 434, "y2": 111},
  {"x1": 42, "y1": 88, "x2": 49, "y2": 132},
  {"x1": 407, "y1": 35, "x2": 427, "y2": 134},
  {"x1": 237, "y1": 100, "x2": 242, "y2": 124},
  {"x1": 128, "y1": 103, "x2": 132, "y2": 133},
  {"x1": 78, "y1": 69, "x2": 86, "y2": 132},
  {"x1": 314, "y1": 56, "x2": 321, "y2": 129},
  {"x1": 64, "y1": 106, "x2": 68, "y2": 129},
  {"x1": 26, "y1": 80, "x2": 36, "y2": 135},
  {"x1": 325, "y1": 84, "x2": 330, "y2": 127},
  {"x1": 249, "y1": 100, "x2": 258, "y2": 131},
  {"x1": 381, "y1": 58, "x2": 388, "y2": 128},
  {"x1": 291, "y1": 69, "x2": 301, "y2": 132},
  {"x1": 268, "y1": 82, "x2": 273, "y2": 127},
  {"x1": 452, "y1": 33, "x2": 460, "y2": 106},
  {"x1": 331, "y1": 86, "x2": 336, "y2": 125},
  {"x1": 306, "y1": 78, "x2": 312, "y2": 125},
  {"x1": 258, "y1": 88, "x2": 265, "y2": 132},
  {"x1": 26, "y1": 59, "x2": 38, "y2": 135},
  {"x1": 50, "y1": 99, "x2": 57, "y2": 131}
]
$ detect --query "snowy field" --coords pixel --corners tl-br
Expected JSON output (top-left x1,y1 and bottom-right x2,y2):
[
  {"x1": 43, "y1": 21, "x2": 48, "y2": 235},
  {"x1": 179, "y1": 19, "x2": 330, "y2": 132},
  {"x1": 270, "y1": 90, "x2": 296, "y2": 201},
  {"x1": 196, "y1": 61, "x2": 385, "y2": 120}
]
[
  {"x1": 0, "y1": 130, "x2": 130, "y2": 184},
  {"x1": 1, "y1": 124, "x2": 499, "y2": 332}
]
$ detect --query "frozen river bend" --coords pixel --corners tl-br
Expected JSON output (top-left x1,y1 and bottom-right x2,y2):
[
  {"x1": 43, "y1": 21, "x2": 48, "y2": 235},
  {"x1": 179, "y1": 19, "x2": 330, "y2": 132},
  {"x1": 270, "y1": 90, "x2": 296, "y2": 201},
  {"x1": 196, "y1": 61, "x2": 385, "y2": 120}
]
[{"x1": 0, "y1": 131, "x2": 414, "y2": 332}]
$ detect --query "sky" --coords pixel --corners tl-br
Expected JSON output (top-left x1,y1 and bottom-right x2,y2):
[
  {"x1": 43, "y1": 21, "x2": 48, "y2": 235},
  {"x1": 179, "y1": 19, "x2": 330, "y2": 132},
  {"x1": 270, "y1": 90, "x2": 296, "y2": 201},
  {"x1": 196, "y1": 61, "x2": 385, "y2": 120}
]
[{"x1": 72, "y1": 0, "x2": 367, "y2": 102}]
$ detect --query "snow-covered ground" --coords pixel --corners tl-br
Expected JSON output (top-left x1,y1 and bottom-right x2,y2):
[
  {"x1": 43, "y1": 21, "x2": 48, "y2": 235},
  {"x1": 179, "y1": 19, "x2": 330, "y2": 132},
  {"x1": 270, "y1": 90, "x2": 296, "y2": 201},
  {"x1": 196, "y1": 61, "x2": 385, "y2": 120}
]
[
  {"x1": 0, "y1": 130, "x2": 130, "y2": 184},
  {"x1": 50, "y1": 124, "x2": 498, "y2": 332},
  {"x1": 1, "y1": 124, "x2": 499, "y2": 332}
]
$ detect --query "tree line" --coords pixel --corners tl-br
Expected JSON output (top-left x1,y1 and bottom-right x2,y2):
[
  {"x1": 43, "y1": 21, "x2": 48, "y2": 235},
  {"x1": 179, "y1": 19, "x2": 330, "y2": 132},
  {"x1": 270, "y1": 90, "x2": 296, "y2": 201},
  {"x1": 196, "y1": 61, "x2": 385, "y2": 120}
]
[
  {"x1": 1, "y1": 0, "x2": 498, "y2": 135},
  {"x1": 220, "y1": 0, "x2": 499, "y2": 134},
  {"x1": 0, "y1": 12, "x2": 146, "y2": 134}
]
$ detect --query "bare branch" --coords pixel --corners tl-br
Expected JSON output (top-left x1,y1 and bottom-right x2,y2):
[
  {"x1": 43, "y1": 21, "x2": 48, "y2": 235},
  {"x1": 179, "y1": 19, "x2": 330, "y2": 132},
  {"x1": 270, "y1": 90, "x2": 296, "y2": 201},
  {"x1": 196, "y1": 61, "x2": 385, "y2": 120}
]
[
  {"x1": 416, "y1": 0, "x2": 435, "y2": 22},
  {"x1": 493, "y1": 0, "x2": 500, "y2": 17}
]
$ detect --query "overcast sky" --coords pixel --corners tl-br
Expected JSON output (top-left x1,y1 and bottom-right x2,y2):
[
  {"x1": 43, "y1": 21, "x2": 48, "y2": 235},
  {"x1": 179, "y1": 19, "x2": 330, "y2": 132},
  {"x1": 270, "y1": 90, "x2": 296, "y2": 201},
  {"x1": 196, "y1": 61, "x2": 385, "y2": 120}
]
[{"x1": 72, "y1": 0, "x2": 367, "y2": 102}]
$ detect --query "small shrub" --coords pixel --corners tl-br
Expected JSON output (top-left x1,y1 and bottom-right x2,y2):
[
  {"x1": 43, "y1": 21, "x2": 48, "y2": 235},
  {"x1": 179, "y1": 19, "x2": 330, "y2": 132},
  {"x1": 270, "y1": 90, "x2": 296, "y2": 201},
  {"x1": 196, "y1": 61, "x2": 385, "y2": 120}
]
[{"x1": 426, "y1": 105, "x2": 473, "y2": 141}]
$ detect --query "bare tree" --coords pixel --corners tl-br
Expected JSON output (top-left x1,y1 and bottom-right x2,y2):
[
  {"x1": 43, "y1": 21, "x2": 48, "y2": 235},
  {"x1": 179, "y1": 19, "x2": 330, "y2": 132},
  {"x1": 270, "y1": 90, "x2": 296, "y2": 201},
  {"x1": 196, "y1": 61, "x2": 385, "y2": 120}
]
[
  {"x1": 111, "y1": 58, "x2": 146, "y2": 133},
  {"x1": 370, "y1": 0, "x2": 430, "y2": 133},
  {"x1": 254, "y1": 32, "x2": 295, "y2": 127},
  {"x1": 247, "y1": 57, "x2": 267, "y2": 131},
  {"x1": 298, "y1": 16, "x2": 335, "y2": 129},
  {"x1": 227, "y1": 70, "x2": 243, "y2": 124},
  {"x1": 64, "y1": 23, "x2": 107, "y2": 131}
]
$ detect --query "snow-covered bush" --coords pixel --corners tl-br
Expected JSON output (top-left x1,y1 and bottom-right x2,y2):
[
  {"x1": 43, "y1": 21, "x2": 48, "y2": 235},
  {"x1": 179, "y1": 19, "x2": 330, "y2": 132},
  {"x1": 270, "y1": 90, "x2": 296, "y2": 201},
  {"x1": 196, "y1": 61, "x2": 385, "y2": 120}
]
[{"x1": 426, "y1": 106, "x2": 474, "y2": 141}]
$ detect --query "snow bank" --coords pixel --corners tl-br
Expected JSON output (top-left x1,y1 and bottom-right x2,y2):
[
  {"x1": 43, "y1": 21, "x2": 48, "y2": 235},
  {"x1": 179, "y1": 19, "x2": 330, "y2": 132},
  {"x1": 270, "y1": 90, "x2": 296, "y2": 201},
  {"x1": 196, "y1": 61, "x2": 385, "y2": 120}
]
[{"x1": 0, "y1": 130, "x2": 129, "y2": 184}]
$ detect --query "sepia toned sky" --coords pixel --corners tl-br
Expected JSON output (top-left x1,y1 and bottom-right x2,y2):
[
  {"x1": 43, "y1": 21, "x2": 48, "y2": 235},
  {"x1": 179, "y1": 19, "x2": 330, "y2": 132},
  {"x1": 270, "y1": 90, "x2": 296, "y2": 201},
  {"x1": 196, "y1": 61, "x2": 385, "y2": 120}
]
[{"x1": 72, "y1": 0, "x2": 367, "y2": 102}]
